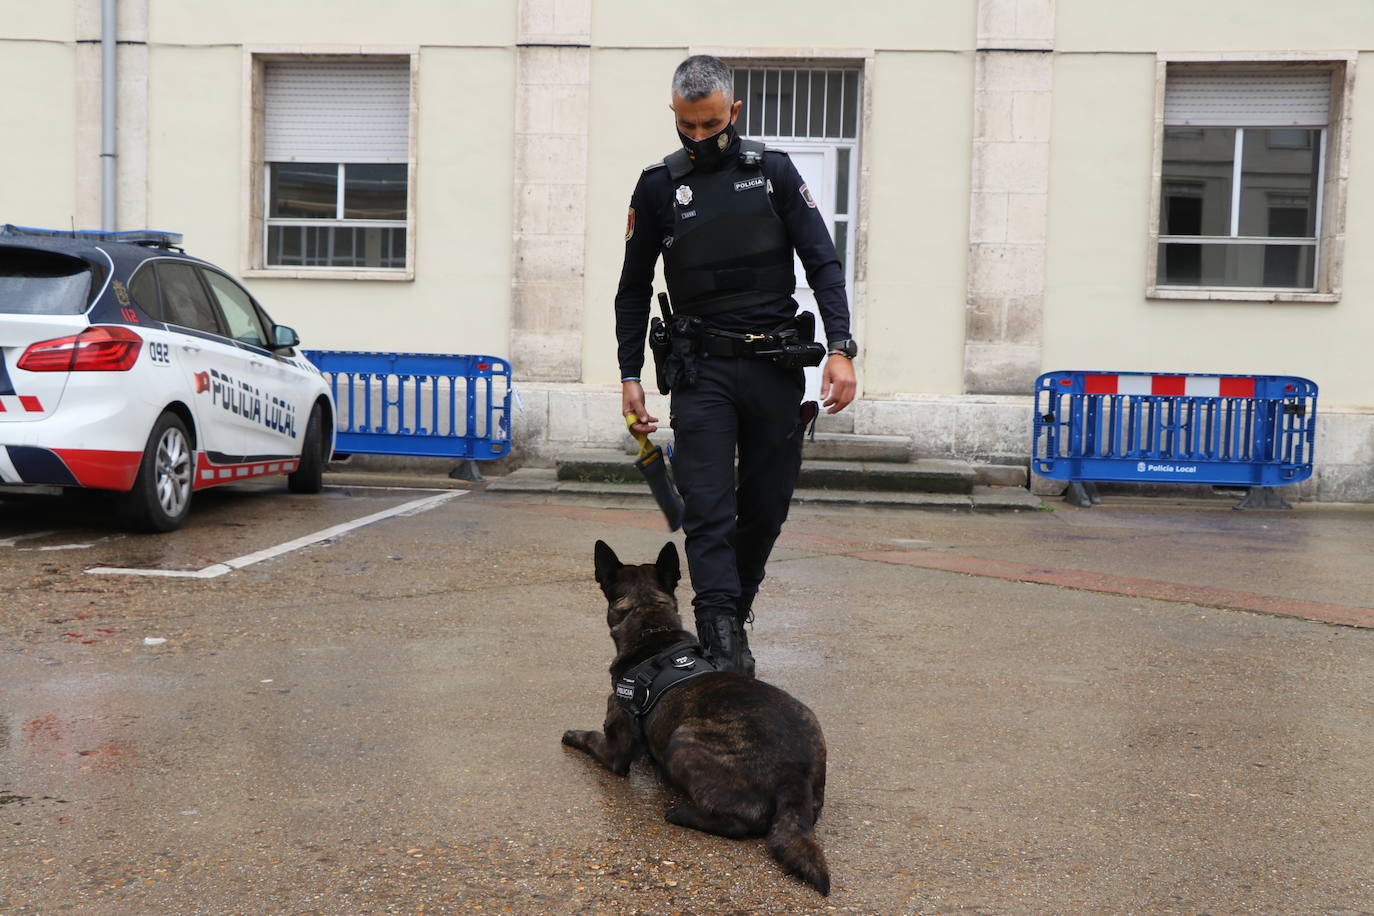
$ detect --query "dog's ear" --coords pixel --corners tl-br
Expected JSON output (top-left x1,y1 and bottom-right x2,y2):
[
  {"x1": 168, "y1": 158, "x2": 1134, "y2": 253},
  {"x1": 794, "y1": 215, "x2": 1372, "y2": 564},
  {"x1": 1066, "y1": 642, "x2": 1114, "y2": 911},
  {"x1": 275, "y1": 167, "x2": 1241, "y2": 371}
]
[
  {"x1": 654, "y1": 541, "x2": 680, "y2": 594},
  {"x1": 594, "y1": 540, "x2": 623, "y2": 596}
]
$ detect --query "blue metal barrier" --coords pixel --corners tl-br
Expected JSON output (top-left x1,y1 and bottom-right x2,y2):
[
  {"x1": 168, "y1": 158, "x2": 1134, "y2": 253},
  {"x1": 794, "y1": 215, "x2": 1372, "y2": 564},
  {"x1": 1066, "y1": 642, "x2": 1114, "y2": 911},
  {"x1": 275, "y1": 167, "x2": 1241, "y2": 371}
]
[
  {"x1": 1033, "y1": 371, "x2": 1317, "y2": 505},
  {"x1": 303, "y1": 350, "x2": 512, "y2": 461}
]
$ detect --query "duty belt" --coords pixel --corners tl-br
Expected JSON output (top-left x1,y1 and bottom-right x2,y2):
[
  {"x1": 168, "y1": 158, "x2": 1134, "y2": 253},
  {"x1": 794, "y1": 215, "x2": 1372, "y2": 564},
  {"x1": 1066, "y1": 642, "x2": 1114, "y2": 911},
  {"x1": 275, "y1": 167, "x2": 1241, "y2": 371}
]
[{"x1": 693, "y1": 328, "x2": 785, "y2": 358}]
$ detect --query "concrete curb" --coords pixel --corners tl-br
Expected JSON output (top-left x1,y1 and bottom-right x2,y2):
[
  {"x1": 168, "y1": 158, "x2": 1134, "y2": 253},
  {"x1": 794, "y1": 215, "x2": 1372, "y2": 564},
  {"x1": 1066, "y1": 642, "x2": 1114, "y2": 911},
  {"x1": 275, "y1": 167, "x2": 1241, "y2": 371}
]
[{"x1": 484, "y1": 467, "x2": 1045, "y2": 511}]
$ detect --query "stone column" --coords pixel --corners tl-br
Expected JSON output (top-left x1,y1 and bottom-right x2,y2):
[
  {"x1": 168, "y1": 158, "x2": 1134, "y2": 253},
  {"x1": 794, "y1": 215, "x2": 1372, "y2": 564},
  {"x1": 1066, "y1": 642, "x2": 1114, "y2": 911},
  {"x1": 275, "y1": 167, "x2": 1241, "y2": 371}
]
[
  {"x1": 509, "y1": 0, "x2": 592, "y2": 382},
  {"x1": 964, "y1": 0, "x2": 1055, "y2": 394},
  {"x1": 75, "y1": 0, "x2": 148, "y2": 230}
]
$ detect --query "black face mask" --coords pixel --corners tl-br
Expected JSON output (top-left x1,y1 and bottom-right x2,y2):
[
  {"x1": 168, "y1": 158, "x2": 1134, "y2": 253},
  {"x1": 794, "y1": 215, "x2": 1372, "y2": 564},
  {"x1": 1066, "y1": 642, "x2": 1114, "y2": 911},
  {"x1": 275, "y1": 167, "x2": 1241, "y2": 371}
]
[{"x1": 677, "y1": 121, "x2": 738, "y2": 169}]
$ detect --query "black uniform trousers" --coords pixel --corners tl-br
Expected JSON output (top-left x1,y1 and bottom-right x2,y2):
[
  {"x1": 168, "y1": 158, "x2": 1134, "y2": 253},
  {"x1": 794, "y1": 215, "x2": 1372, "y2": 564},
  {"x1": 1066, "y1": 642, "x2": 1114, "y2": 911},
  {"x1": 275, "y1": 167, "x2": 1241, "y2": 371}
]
[{"x1": 668, "y1": 353, "x2": 806, "y2": 622}]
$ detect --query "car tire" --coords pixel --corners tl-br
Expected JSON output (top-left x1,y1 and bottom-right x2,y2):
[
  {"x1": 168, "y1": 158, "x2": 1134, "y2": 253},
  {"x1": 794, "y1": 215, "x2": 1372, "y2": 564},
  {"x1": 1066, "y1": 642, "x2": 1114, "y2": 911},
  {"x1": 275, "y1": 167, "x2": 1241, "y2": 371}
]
[
  {"x1": 287, "y1": 403, "x2": 325, "y2": 494},
  {"x1": 117, "y1": 411, "x2": 195, "y2": 532}
]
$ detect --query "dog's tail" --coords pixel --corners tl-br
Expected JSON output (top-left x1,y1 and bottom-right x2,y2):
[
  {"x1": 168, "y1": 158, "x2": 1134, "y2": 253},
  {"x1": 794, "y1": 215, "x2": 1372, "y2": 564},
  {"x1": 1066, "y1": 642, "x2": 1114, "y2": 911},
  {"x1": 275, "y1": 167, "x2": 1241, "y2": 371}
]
[{"x1": 766, "y1": 771, "x2": 830, "y2": 896}]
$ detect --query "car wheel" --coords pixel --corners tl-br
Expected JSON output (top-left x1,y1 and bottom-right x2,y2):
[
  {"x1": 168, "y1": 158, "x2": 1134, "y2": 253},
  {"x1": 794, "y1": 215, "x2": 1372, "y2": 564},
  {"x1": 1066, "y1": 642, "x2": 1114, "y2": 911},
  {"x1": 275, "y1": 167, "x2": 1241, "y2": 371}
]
[
  {"x1": 287, "y1": 403, "x2": 325, "y2": 494},
  {"x1": 117, "y1": 411, "x2": 194, "y2": 532}
]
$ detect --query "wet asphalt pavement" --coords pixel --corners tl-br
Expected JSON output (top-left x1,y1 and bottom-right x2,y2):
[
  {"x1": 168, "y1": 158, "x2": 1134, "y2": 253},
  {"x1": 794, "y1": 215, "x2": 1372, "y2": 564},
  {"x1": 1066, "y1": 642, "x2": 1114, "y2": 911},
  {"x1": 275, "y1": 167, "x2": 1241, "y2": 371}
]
[{"x1": 2, "y1": 478, "x2": 1373, "y2": 915}]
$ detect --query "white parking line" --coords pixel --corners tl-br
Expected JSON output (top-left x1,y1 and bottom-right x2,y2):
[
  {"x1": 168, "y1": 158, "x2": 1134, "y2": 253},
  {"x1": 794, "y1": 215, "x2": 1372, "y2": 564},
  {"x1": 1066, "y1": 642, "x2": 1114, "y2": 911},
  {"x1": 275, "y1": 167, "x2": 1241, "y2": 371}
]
[
  {"x1": 0, "y1": 530, "x2": 59, "y2": 547},
  {"x1": 85, "y1": 489, "x2": 465, "y2": 579},
  {"x1": 3, "y1": 532, "x2": 119, "y2": 551},
  {"x1": 25, "y1": 542, "x2": 102, "y2": 551}
]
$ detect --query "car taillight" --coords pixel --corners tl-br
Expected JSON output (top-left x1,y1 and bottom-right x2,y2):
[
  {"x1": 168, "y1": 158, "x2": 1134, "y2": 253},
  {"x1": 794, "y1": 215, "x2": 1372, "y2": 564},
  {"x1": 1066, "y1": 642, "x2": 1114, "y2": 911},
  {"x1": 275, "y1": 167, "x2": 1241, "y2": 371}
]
[{"x1": 17, "y1": 326, "x2": 144, "y2": 372}]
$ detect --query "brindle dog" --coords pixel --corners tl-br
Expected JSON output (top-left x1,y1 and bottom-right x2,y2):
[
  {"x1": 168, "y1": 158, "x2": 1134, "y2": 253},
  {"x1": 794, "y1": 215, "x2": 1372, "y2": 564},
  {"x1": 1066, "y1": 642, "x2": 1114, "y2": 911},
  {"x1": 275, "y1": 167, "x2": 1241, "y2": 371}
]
[{"x1": 562, "y1": 540, "x2": 830, "y2": 895}]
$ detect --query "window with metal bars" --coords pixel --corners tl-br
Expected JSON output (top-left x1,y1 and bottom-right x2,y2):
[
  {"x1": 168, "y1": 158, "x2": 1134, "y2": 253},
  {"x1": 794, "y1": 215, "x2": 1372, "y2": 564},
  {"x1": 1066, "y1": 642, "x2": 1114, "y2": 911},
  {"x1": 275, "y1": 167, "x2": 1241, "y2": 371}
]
[{"x1": 732, "y1": 66, "x2": 860, "y2": 140}]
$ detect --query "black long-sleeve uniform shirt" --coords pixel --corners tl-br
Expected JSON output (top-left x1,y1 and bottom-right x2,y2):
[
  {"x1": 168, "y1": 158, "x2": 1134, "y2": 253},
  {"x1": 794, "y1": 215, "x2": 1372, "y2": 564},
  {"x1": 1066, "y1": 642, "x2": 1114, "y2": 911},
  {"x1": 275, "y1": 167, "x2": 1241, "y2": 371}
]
[{"x1": 614, "y1": 138, "x2": 851, "y2": 380}]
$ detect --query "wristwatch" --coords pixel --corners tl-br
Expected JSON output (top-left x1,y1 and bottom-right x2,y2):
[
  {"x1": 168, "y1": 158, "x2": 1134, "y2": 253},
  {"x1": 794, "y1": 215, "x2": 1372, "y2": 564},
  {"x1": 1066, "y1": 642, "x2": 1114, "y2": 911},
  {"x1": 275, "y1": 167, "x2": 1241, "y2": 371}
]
[{"x1": 827, "y1": 338, "x2": 858, "y2": 359}]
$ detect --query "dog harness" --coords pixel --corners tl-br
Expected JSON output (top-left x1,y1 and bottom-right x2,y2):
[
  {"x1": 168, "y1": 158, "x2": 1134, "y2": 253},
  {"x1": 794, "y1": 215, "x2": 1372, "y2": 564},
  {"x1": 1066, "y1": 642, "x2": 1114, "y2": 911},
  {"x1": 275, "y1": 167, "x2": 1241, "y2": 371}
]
[{"x1": 613, "y1": 638, "x2": 720, "y2": 722}]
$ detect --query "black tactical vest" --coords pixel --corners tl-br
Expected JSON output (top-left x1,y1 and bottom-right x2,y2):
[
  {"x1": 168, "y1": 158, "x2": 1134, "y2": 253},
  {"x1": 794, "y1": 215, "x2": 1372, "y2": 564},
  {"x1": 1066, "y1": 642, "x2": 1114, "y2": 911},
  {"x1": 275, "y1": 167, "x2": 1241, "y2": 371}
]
[{"x1": 660, "y1": 139, "x2": 796, "y2": 317}]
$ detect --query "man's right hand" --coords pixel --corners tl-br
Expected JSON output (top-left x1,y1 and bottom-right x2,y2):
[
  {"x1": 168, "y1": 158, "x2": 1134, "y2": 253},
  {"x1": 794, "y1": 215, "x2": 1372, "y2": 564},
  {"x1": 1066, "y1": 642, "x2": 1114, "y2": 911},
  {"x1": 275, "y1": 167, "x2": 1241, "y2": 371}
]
[{"x1": 621, "y1": 380, "x2": 659, "y2": 434}]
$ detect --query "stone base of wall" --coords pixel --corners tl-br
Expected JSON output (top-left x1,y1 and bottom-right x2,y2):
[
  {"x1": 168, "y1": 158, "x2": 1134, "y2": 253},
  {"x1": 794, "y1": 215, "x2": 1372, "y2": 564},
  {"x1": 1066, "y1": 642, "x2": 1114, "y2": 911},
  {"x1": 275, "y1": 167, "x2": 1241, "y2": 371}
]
[{"x1": 508, "y1": 385, "x2": 1374, "y2": 504}]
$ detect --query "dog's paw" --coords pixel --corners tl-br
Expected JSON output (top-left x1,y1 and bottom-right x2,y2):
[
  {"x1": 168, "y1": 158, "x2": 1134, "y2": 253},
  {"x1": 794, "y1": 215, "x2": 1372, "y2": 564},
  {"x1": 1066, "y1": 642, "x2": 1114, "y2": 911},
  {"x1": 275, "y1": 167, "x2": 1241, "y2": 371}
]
[
  {"x1": 562, "y1": 729, "x2": 590, "y2": 749},
  {"x1": 664, "y1": 805, "x2": 692, "y2": 827}
]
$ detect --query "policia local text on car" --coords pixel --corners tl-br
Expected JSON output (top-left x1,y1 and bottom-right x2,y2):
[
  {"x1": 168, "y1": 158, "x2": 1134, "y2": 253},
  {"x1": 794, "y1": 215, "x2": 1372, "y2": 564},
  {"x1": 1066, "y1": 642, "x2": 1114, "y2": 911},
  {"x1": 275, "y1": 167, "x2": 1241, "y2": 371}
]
[{"x1": 614, "y1": 55, "x2": 857, "y2": 677}]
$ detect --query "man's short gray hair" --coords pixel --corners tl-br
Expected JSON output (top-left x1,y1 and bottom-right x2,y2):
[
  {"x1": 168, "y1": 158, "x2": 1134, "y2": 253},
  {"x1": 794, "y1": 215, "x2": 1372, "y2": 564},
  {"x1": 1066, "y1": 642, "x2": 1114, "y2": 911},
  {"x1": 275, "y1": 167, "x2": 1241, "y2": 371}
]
[{"x1": 672, "y1": 55, "x2": 733, "y2": 102}]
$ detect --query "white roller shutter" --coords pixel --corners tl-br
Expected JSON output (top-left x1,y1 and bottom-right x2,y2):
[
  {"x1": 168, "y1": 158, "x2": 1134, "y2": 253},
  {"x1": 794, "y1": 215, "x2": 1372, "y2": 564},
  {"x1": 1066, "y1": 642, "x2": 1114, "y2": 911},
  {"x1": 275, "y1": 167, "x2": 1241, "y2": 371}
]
[
  {"x1": 265, "y1": 61, "x2": 409, "y2": 162},
  {"x1": 1165, "y1": 70, "x2": 1331, "y2": 127}
]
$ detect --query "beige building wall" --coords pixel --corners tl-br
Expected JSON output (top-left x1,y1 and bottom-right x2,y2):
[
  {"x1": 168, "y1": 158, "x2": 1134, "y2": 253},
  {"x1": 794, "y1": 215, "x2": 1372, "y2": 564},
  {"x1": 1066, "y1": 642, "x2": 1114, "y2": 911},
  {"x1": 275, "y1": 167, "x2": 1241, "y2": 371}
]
[
  {"x1": 862, "y1": 51, "x2": 973, "y2": 397},
  {"x1": 146, "y1": 0, "x2": 514, "y2": 47},
  {"x1": 409, "y1": 48, "x2": 519, "y2": 360},
  {"x1": 0, "y1": 2, "x2": 74, "y2": 37},
  {"x1": 145, "y1": 46, "x2": 242, "y2": 264},
  {"x1": 582, "y1": 47, "x2": 680, "y2": 387},
  {"x1": 0, "y1": 40, "x2": 79, "y2": 226},
  {"x1": 591, "y1": 0, "x2": 973, "y2": 50},
  {"x1": 1057, "y1": 0, "x2": 1374, "y2": 52}
]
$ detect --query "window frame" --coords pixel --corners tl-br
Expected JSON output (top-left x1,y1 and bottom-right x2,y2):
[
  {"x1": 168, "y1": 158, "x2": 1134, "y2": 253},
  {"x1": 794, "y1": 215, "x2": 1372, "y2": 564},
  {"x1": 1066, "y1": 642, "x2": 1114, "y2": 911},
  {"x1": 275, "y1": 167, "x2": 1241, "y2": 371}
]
[
  {"x1": 242, "y1": 49, "x2": 418, "y2": 282},
  {"x1": 1147, "y1": 55, "x2": 1355, "y2": 303}
]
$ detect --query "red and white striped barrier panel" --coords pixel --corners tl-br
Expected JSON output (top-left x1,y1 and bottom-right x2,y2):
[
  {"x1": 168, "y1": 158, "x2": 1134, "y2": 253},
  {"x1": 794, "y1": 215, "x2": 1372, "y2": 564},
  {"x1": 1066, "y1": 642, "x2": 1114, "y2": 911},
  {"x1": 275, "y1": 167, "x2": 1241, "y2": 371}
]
[{"x1": 1080, "y1": 374, "x2": 1255, "y2": 398}]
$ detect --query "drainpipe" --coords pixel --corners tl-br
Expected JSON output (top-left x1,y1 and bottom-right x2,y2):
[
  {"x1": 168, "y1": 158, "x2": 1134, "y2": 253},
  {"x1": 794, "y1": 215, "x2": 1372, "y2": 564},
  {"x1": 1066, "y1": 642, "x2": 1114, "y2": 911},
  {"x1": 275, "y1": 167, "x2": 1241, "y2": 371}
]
[{"x1": 100, "y1": 0, "x2": 117, "y2": 231}]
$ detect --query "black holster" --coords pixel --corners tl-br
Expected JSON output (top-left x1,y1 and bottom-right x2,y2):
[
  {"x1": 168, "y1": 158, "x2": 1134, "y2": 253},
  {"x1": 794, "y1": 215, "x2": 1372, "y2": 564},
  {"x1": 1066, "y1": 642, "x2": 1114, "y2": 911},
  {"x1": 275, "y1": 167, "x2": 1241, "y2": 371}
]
[
  {"x1": 759, "y1": 312, "x2": 826, "y2": 369},
  {"x1": 649, "y1": 317, "x2": 672, "y2": 395},
  {"x1": 665, "y1": 315, "x2": 703, "y2": 391}
]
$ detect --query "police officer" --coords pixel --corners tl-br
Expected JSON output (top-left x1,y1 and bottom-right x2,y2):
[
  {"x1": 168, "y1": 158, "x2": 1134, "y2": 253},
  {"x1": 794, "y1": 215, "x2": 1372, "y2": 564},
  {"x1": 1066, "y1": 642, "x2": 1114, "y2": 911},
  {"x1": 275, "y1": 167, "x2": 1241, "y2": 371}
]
[{"x1": 615, "y1": 55, "x2": 857, "y2": 676}]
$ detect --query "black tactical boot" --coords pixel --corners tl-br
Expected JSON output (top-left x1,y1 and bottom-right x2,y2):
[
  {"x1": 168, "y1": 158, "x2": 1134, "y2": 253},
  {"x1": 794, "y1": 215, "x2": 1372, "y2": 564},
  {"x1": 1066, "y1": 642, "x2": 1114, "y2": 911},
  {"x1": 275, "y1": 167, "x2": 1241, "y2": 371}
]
[
  {"x1": 695, "y1": 611, "x2": 749, "y2": 675},
  {"x1": 733, "y1": 619, "x2": 756, "y2": 678},
  {"x1": 734, "y1": 593, "x2": 757, "y2": 679}
]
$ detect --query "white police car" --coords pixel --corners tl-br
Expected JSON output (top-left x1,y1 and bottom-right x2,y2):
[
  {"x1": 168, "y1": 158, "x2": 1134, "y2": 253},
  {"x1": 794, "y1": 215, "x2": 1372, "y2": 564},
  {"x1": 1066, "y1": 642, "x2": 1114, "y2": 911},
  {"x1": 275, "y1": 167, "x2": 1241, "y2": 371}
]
[{"x1": 0, "y1": 225, "x2": 334, "y2": 531}]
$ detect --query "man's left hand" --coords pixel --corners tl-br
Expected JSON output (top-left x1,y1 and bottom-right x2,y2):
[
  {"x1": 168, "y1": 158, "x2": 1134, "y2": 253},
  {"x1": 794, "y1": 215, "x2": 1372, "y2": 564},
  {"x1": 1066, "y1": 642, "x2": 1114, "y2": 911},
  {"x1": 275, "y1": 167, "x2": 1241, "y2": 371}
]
[{"x1": 820, "y1": 355, "x2": 856, "y2": 414}]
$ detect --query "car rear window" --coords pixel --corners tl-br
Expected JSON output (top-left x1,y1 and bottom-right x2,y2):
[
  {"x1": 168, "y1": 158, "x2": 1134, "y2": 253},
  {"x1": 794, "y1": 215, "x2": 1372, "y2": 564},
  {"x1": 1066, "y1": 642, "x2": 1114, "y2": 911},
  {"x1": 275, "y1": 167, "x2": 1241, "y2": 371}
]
[{"x1": 0, "y1": 247, "x2": 93, "y2": 315}]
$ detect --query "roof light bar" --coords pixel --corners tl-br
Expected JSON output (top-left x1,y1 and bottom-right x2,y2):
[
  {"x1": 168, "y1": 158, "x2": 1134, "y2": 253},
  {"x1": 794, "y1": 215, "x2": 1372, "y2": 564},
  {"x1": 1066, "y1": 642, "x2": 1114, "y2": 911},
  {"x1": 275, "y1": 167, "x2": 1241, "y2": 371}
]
[{"x1": 0, "y1": 224, "x2": 184, "y2": 248}]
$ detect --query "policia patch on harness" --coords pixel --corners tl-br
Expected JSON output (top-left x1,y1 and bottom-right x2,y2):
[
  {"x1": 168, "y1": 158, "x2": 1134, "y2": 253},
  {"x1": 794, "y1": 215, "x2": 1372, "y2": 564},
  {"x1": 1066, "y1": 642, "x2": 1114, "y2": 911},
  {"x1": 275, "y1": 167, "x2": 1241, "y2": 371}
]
[{"x1": 614, "y1": 639, "x2": 720, "y2": 723}]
